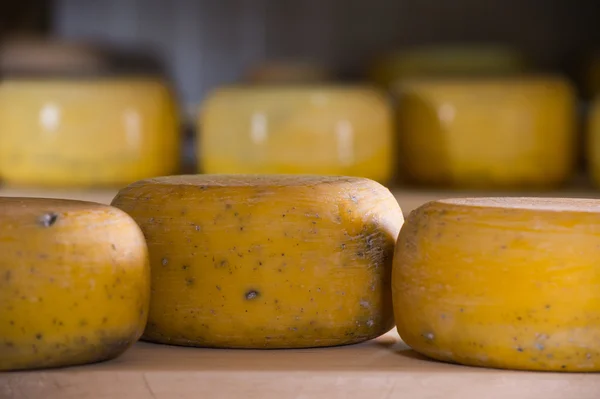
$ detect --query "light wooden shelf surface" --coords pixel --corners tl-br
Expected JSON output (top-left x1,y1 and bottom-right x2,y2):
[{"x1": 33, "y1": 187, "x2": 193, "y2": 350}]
[{"x1": 2, "y1": 330, "x2": 600, "y2": 399}]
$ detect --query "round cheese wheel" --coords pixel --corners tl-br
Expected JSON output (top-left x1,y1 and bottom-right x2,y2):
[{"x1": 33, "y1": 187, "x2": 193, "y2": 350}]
[
  {"x1": 587, "y1": 99, "x2": 600, "y2": 186},
  {"x1": 0, "y1": 78, "x2": 180, "y2": 187},
  {"x1": 396, "y1": 76, "x2": 576, "y2": 189},
  {"x1": 0, "y1": 198, "x2": 150, "y2": 371},
  {"x1": 393, "y1": 197, "x2": 600, "y2": 372},
  {"x1": 111, "y1": 175, "x2": 403, "y2": 348},
  {"x1": 198, "y1": 86, "x2": 394, "y2": 184}
]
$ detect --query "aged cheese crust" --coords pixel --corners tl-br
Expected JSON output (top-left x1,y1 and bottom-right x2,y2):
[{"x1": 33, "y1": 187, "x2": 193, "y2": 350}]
[
  {"x1": 393, "y1": 197, "x2": 600, "y2": 371},
  {"x1": 112, "y1": 174, "x2": 404, "y2": 348},
  {"x1": 0, "y1": 198, "x2": 150, "y2": 371}
]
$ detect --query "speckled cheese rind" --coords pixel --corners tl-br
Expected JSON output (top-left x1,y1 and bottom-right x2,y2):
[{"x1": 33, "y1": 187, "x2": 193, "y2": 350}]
[
  {"x1": 0, "y1": 198, "x2": 150, "y2": 371},
  {"x1": 111, "y1": 174, "x2": 404, "y2": 349},
  {"x1": 393, "y1": 197, "x2": 600, "y2": 372}
]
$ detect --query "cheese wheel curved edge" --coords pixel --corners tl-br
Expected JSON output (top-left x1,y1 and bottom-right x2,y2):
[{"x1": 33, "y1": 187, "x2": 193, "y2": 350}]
[
  {"x1": 111, "y1": 174, "x2": 404, "y2": 349},
  {"x1": 0, "y1": 198, "x2": 150, "y2": 371},
  {"x1": 392, "y1": 197, "x2": 600, "y2": 372}
]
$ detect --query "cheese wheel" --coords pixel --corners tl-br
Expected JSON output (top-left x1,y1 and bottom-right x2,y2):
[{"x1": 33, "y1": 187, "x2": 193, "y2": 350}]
[
  {"x1": 0, "y1": 78, "x2": 180, "y2": 187},
  {"x1": 396, "y1": 76, "x2": 576, "y2": 189},
  {"x1": 111, "y1": 175, "x2": 403, "y2": 348},
  {"x1": 199, "y1": 86, "x2": 394, "y2": 183},
  {"x1": 588, "y1": 98, "x2": 600, "y2": 186},
  {"x1": 369, "y1": 45, "x2": 527, "y2": 89},
  {"x1": 393, "y1": 197, "x2": 600, "y2": 372},
  {"x1": 0, "y1": 198, "x2": 150, "y2": 371}
]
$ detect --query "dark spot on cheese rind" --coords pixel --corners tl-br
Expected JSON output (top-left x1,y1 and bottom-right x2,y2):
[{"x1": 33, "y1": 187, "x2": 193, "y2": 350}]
[
  {"x1": 245, "y1": 290, "x2": 260, "y2": 300},
  {"x1": 38, "y1": 213, "x2": 58, "y2": 227}
]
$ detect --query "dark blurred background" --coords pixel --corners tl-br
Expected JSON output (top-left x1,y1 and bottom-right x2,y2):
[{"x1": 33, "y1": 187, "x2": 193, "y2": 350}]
[{"x1": 3, "y1": 0, "x2": 599, "y2": 110}]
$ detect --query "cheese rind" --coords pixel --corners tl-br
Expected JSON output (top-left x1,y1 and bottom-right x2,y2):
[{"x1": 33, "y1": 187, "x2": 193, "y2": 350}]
[
  {"x1": 0, "y1": 78, "x2": 180, "y2": 187},
  {"x1": 393, "y1": 197, "x2": 600, "y2": 371},
  {"x1": 396, "y1": 76, "x2": 576, "y2": 189},
  {"x1": 0, "y1": 198, "x2": 150, "y2": 371},
  {"x1": 112, "y1": 174, "x2": 403, "y2": 348},
  {"x1": 199, "y1": 87, "x2": 394, "y2": 183}
]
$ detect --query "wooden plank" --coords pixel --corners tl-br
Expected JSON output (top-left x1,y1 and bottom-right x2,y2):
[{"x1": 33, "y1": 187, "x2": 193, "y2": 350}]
[{"x1": 2, "y1": 330, "x2": 599, "y2": 399}]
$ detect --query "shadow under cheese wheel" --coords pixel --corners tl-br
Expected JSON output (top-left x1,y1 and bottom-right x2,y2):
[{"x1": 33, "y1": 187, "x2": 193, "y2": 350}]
[
  {"x1": 393, "y1": 197, "x2": 600, "y2": 372},
  {"x1": 111, "y1": 174, "x2": 403, "y2": 348},
  {"x1": 0, "y1": 198, "x2": 150, "y2": 371}
]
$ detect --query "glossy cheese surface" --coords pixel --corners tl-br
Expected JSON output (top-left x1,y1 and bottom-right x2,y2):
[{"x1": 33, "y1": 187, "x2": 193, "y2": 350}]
[
  {"x1": 393, "y1": 197, "x2": 600, "y2": 372},
  {"x1": 112, "y1": 174, "x2": 403, "y2": 348},
  {"x1": 397, "y1": 76, "x2": 576, "y2": 189},
  {"x1": 0, "y1": 78, "x2": 180, "y2": 187},
  {"x1": 199, "y1": 86, "x2": 394, "y2": 183},
  {"x1": 0, "y1": 198, "x2": 150, "y2": 371}
]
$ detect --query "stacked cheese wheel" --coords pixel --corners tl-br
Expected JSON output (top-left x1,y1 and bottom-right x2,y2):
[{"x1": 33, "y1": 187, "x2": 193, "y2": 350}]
[{"x1": 3, "y1": 174, "x2": 600, "y2": 373}]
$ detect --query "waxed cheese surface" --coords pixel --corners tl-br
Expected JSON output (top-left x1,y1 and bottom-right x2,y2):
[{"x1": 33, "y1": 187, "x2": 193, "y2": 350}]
[
  {"x1": 393, "y1": 197, "x2": 600, "y2": 371},
  {"x1": 199, "y1": 87, "x2": 394, "y2": 183},
  {"x1": 0, "y1": 198, "x2": 150, "y2": 371},
  {"x1": 112, "y1": 175, "x2": 404, "y2": 348},
  {"x1": 0, "y1": 79, "x2": 180, "y2": 187},
  {"x1": 396, "y1": 77, "x2": 576, "y2": 189}
]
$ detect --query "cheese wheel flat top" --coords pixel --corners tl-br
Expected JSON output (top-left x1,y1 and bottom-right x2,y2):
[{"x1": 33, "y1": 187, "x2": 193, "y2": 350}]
[
  {"x1": 437, "y1": 197, "x2": 600, "y2": 213},
  {"x1": 130, "y1": 174, "x2": 368, "y2": 188}
]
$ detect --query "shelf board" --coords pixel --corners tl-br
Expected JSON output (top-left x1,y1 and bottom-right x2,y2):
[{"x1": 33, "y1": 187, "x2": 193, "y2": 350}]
[{"x1": 2, "y1": 330, "x2": 599, "y2": 399}]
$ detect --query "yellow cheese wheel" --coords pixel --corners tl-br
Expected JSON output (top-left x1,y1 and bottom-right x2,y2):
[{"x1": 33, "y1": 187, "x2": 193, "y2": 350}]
[
  {"x1": 111, "y1": 175, "x2": 403, "y2": 348},
  {"x1": 588, "y1": 98, "x2": 600, "y2": 186},
  {"x1": 0, "y1": 78, "x2": 181, "y2": 187},
  {"x1": 393, "y1": 197, "x2": 600, "y2": 372},
  {"x1": 369, "y1": 45, "x2": 527, "y2": 89},
  {"x1": 198, "y1": 86, "x2": 394, "y2": 183},
  {"x1": 0, "y1": 198, "x2": 150, "y2": 371},
  {"x1": 397, "y1": 76, "x2": 576, "y2": 189}
]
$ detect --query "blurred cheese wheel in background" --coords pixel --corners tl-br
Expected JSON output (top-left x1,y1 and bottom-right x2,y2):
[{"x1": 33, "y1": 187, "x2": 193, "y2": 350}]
[
  {"x1": 369, "y1": 45, "x2": 528, "y2": 89},
  {"x1": 0, "y1": 77, "x2": 181, "y2": 187},
  {"x1": 393, "y1": 197, "x2": 600, "y2": 372},
  {"x1": 587, "y1": 98, "x2": 600, "y2": 186},
  {"x1": 244, "y1": 60, "x2": 332, "y2": 84},
  {"x1": 199, "y1": 86, "x2": 394, "y2": 184},
  {"x1": 396, "y1": 75, "x2": 576, "y2": 189}
]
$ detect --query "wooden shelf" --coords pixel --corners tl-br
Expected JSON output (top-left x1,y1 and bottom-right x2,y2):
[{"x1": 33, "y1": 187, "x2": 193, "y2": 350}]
[{"x1": 3, "y1": 330, "x2": 599, "y2": 399}]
